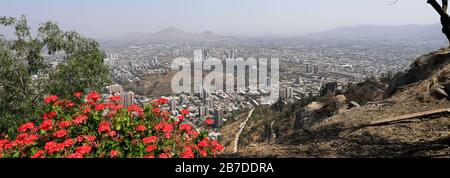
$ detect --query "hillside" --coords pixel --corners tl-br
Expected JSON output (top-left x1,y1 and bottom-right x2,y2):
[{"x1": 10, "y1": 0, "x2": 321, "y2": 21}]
[
  {"x1": 303, "y1": 24, "x2": 447, "y2": 43},
  {"x1": 222, "y1": 48, "x2": 450, "y2": 158},
  {"x1": 113, "y1": 27, "x2": 224, "y2": 43}
]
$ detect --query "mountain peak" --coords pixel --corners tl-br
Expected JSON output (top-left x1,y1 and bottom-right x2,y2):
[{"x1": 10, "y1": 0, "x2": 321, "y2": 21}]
[
  {"x1": 155, "y1": 26, "x2": 186, "y2": 34},
  {"x1": 119, "y1": 27, "x2": 223, "y2": 42}
]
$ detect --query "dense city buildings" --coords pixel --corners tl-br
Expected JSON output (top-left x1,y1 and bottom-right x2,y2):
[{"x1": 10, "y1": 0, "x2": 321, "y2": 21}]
[{"x1": 41, "y1": 35, "x2": 444, "y2": 139}]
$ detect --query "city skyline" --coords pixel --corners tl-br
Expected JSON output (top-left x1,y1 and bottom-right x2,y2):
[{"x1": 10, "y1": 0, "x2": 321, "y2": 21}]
[{"x1": 0, "y1": 0, "x2": 441, "y2": 38}]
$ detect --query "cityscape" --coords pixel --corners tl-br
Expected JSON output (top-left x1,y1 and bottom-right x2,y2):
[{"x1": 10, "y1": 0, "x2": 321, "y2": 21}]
[
  {"x1": 2, "y1": 0, "x2": 450, "y2": 168},
  {"x1": 39, "y1": 26, "x2": 447, "y2": 142}
]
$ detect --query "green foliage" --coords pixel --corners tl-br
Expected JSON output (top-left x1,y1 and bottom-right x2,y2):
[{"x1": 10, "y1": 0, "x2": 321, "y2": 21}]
[{"x1": 0, "y1": 15, "x2": 111, "y2": 132}]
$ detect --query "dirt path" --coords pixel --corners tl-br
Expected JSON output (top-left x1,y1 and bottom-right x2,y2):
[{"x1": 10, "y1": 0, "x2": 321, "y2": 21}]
[
  {"x1": 233, "y1": 109, "x2": 255, "y2": 153},
  {"x1": 270, "y1": 120, "x2": 276, "y2": 142}
]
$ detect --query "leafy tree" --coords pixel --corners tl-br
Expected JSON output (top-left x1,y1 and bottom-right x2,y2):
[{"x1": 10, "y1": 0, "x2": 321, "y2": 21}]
[{"x1": 0, "y1": 15, "x2": 111, "y2": 132}]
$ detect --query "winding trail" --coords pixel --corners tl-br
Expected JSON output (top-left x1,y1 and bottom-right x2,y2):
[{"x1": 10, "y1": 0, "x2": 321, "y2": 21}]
[
  {"x1": 270, "y1": 120, "x2": 276, "y2": 142},
  {"x1": 233, "y1": 108, "x2": 255, "y2": 154}
]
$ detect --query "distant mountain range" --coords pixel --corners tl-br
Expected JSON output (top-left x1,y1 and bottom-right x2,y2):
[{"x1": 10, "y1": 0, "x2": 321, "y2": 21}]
[
  {"x1": 117, "y1": 27, "x2": 225, "y2": 42},
  {"x1": 302, "y1": 24, "x2": 447, "y2": 42},
  {"x1": 101, "y1": 24, "x2": 448, "y2": 44}
]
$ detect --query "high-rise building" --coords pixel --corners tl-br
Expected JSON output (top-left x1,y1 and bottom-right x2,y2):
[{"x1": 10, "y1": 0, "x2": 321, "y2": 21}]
[
  {"x1": 281, "y1": 87, "x2": 294, "y2": 102},
  {"x1": 205, "y1": 98, "x2": 214, "y2": 108},
  {"x1": 313, "y1": 65, "x2": 319, "y2": 74},
  {"x1": 169, "y1": 99, "x2": 177, "y2": 111},
  {"x1": 106, "y1": 84, "x2": 135, "y2": 107},
  {"x1": 296, "y1": 77, "x2": 303, "y2": 85},
  {"x1": 180, "y1": 94, "x2": 188, "y2": 104},
  {"x1": 106, "y1": 84, "x2": 124, "y2": 96},
  {"x1": 213, "y1": 108, "x2": 224, "y2": 128},
  {"x1": 121, "y1": 91, "x2": 135, "y2": 107},
  {"x1": 199, "y1": 106, "x2": 207, "y2": 120}
]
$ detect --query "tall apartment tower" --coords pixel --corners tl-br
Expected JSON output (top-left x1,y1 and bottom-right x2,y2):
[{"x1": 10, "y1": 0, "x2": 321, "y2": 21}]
[{"x1": 213, "y1": 108, "x2": 224, "y2": 128}]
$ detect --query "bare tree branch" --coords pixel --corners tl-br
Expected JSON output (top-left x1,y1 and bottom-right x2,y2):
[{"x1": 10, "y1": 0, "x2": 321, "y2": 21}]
[
  {"x1": 443, "y1": 0, "x2": 448, "y2": 12},
  {"x1": 428, "y1": 0, "x2": 450, "y2": 18}
]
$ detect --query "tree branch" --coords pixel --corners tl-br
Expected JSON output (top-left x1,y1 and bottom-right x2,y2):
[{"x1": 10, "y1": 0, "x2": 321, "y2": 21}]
[
  {"x1": 443, "y1": 0, "x2": 448, "y2": 12},
  {"x1": 428, "y1": 0, "x2": 450, "y2": 18}
]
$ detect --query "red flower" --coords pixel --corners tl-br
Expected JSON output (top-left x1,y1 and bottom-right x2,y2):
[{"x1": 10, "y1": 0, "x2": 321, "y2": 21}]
[
  {"x1": 58, "y1": 120, "x2": 72, "y2": 129},
  {"x1": 127, "y1": 105, "x2": 143, "y2": 116},
  {"x1": 39, "y1": 120, "x2": 53, "y2": 131},
  {"x1": 177, "y1": 115, "x2": 185, "y2": 121},
  {"x1": 162, "y1": 123, "x2": 173, "y2": 133},
  {"x1": 0, "y1": 139, "x2": 9, "y2": 148},
  {"x1": 152, "y1": 108, "x2": 161, "y2": 114},
  {"x1": 76, "y1": 136, "x2": 84, "y2": 143},
  {"x1": 127, "y1": 104, "x2": 139, "y2": 112},
  {"x1": 115, "y1": 104, "x2": 124, "y2": 110},
  {"x1": 73, "y1": 115, "x2": 87, "y2": 125},
  {"x1": 142, "y1": 136, "x2": 157, "y2": 144},
  {"x1": 18, "y1": 122, "x2": 35, "y2": 133},
  {"x1": 83, "y1": 107, "x2": 91, "y2": 114},
  {"x1": 53, "y1": 129, "x2": 68, "y2": 138},
  {"x1": 98, "y1": 121, "x2": 111, "y2": 134},
  {"x1": 159, "y1": 153, "x2": 170, "y2": 158},
  {"x1": 164, "y1": 133, "x2": 172, "y2": 139},
  {"x1": 4, "y1": 142, "x2": 17, "y2": 150},
  {"x1": 188, "y1": 130, "x2": 199, "y2": 138},
  {"x1": 204, "y1": 118, "x2": 214, "y2": 125},
  {"x1": 211, "y1": 140, "x2": 224, "y2": 151},
  {"x1": 44, "y1": 95, "x2": 58, "y2": 104},
  {"x1": 43, "y1": 111, "x2": 57, "y2": 120},
  {"x1": 136, "y1": 125, "x2": 147, "y2": 132},
  {"x1": 95, "y1": 103, "x2": 106, "y2": 111},
  {"x1": 154, "y1": 122, "x2": 164, "y2": 130},
  {"x1": 32, "y1": 150, "x2": 45, "y2": 158},
  {"x1": 158, "y1": 98, "x2": 168, "y2": 105},
  {"x1": 77, "y1": 135, "x2": 96, "y2": 143},
  {"x1": 145, "y1": 145, "x2": 157, "y2": 152},
  {"x1": 66, "y1": 102, "x2": 75, "y2": 107},
  {"x1": 180, "y1": 124, "x2": 192, "y2": 132},
  {"x1": 144, "y1": 155, "x2": 155, "y2": 158},
  {"x1": 197, "y1": 140, "x2": 208, "y2": 148},
  {"x1": 74, "y1": 92, "x2": 82, "y2": 98},
  {"x1": 199, "y1": 149, "x2": 207, "y2": 157},
  {"x1": 110, "y1": 150, "x2": 120, "y2": 158},
  {"x1": 109, "y1": 95, "x2": 121, "y2": 102},
  {"x1": 68, "y1": 153, "x2": 83, "y2": 158},
  {"x1": 108, "y1": 130, "x2": 117, "y2": 137},
  {"x1": 86, "y1": 135, "x2": 96, "y2": 142},
  {"x1": 15, "y1": 133, "x2": 38, "y2": 145},
  {"x1": 62, "y1": 138, "x2": 74, "y2": 147},
  {"x1": 0, "y1": 92, "x2": 226, "y2": 158},
  {"x1": 180, "y1": 149, "x2": 195, "y2": 158},
  {"x1": 86, "y1": 92, "x2": 101, "y2": 102},
  {"x1": 180, "y1": 109, "x2": 189, "y2": 115},
  {"x1": 161, "y1": 111, "x2": 171, "y2": 117},
  {"x1": 75, "y1": 145, "x2": 92, "y2": 155},
  {"x1": 44, "y1": 141, "x2": 61, "y2": 154}
]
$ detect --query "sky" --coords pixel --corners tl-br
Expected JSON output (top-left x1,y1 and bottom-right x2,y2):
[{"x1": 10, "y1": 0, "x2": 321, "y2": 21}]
[{"x1": 0, "y1": 0, "x2": 442, "y2": 37}]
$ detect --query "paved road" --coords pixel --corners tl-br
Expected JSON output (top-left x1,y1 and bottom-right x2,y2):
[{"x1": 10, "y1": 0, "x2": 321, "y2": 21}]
[{"x1": 233, "y1": 108, "x2": 255, "y2": 154}]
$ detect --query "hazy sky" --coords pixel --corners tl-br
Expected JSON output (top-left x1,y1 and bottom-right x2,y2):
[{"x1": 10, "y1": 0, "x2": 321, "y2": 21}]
[{"x1": 0, "y1": 0, "x2": 441, "y2": 37}]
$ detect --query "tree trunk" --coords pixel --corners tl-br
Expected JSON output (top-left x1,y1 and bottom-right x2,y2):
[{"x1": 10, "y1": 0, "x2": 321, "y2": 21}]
[{"x1": 428, "y1": 0, "x2": 450, "y2": 43}]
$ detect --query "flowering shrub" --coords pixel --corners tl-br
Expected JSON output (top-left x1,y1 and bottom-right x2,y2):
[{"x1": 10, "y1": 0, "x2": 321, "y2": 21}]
[{"x1": 0, "y1": 92, "x2": 224, "y2": 158}]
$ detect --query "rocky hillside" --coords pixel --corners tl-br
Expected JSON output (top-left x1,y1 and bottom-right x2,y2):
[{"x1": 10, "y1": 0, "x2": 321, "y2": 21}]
[{"x1": 223, "y1": 48, "x2": 450, "y2": 158}]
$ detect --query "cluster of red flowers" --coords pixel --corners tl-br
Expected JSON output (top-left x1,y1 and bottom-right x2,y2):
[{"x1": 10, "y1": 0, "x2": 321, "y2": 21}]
[{"x1": 0, "y1": 92, "x2": 224, "y2": 158}]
